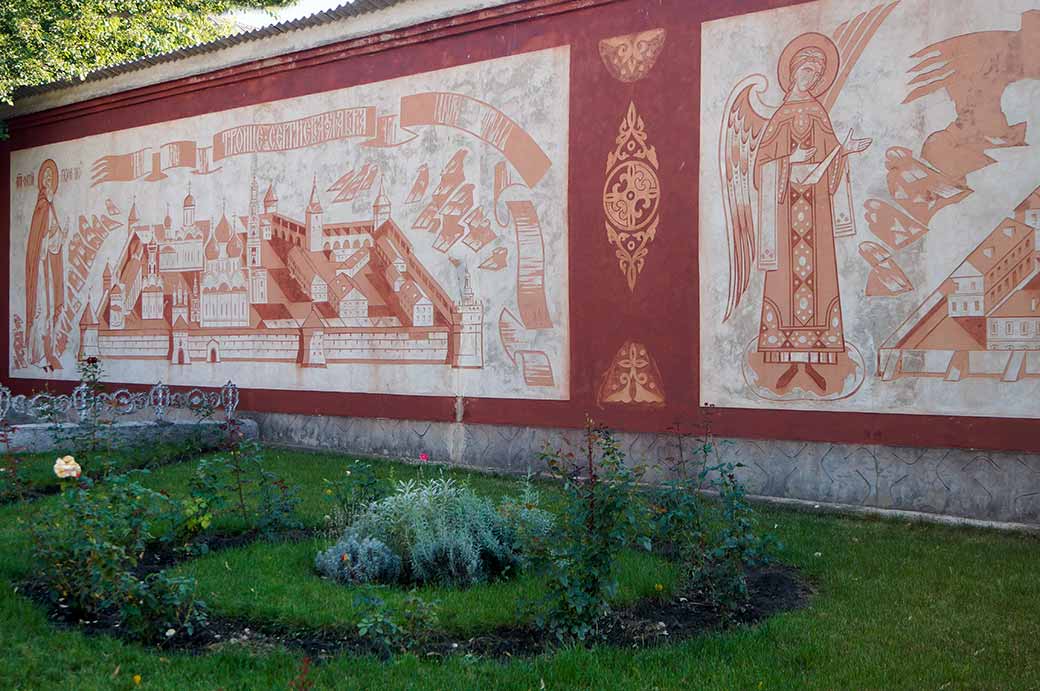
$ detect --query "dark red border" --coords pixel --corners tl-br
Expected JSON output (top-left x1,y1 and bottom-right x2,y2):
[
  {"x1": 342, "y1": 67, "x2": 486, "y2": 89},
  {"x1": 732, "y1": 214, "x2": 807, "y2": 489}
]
[{"x1": 5, "y1": 0, "x2": 1039, "y2": 454}]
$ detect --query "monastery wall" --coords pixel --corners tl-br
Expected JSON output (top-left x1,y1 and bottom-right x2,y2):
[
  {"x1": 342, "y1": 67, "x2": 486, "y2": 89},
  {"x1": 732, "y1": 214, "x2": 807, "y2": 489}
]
[{"x1": 4, "y1": 0, "x2": 1040, "y2": 527}]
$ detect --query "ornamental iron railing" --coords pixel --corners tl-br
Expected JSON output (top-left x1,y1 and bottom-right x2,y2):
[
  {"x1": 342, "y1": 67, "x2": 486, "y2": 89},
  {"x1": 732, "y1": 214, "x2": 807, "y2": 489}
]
[{"x1": 0, "y1": 381, "x2": 238, "y2": 425}]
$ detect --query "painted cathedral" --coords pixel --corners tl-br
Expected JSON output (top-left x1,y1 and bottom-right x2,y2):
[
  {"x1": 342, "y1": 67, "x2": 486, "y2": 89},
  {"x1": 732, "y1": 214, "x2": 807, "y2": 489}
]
[{"x1": 78, "y1": 177, "x2": 484, "y2": 369}]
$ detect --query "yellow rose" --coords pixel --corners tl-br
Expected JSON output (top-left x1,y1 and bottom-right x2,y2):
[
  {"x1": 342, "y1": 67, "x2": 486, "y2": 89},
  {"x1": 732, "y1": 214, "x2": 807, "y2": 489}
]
[{"x1": 53, "y1": 455, "x2": 81, "y2": 480}]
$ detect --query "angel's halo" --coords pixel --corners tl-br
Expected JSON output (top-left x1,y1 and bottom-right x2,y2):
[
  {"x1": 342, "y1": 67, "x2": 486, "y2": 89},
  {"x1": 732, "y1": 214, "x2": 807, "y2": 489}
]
[{"x1": 777, "y1": 32, "x2": 840, "y2": 97}]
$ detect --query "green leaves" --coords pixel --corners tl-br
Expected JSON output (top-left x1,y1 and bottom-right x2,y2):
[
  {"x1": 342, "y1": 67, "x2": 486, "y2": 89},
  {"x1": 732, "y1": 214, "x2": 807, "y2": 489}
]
[
  {"x1": 321, "y1": 460, "x2": 391, "y2": 528},
  {"x1": 535, "y1": 420, "x2": 649, "y2": 643},
  {"x1": 29, "y1": 467, "x2": 208, "y2": 642},
  {"x1": 319, "y1": 477, "x2": 549, "y2": 588},
  {"x1": 1, "y1": 0, "x2": 295, "y2": 106}
]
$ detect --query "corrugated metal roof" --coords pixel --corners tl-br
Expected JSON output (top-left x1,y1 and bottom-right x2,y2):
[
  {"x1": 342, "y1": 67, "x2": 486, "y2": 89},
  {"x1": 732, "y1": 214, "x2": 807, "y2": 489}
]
[{"x1": 12, "y1": 0, "x2": 411, "y2": 100}]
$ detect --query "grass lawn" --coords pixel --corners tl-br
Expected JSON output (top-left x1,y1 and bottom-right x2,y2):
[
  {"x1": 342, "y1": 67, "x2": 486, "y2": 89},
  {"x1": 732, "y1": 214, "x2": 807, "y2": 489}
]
[{"x1": 0, "y1": 447, "x2": 1038, "y2": 689}]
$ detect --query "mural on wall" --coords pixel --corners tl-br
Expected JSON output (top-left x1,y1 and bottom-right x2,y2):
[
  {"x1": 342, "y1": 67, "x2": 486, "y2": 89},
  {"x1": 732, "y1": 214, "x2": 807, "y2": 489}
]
[
  {"x1": 8, "y1": 48, "x2": 570, "y2": 400},
  {"x1": 700, "y1": 0, "x2": 1040, "y2": 418}
]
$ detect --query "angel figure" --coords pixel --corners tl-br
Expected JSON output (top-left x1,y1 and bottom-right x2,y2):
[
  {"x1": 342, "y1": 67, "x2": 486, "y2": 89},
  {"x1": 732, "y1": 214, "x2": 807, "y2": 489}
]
[{"x1": 721, "y1": 32, "x2": 872, "y2": 399}]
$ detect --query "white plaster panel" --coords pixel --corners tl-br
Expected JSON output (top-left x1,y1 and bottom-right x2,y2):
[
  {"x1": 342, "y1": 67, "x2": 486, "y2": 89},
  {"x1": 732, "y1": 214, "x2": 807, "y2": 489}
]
[
  {"x1": 700, "y1": 0, "x2": 1040, "y2": 418},
  {"x1": 9, "y1": 48, "x2": 570, "y2": 400}
]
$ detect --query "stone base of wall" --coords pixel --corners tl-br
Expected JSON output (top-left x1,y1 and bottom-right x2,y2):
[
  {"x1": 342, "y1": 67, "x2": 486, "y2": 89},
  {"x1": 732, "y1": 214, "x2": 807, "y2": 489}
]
[
  {"x1": 9, "y1": 419, "x2": 258, "y2": 454},
  {"x1": 246, "y1": 412, "x2": 1040, "y2": 529}
]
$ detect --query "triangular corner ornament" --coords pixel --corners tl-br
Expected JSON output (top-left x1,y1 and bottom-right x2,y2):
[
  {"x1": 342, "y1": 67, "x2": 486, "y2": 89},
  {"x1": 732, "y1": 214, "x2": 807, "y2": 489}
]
[
  {"x1": 603, "y1": 102, "x2": 660, "y2": 292},
  {"x1": 598, "y1": 29, "x2": 667, "y2": 83},
  {"x1": 596, "y1": 340, "x2": 666, "y2": 407}
]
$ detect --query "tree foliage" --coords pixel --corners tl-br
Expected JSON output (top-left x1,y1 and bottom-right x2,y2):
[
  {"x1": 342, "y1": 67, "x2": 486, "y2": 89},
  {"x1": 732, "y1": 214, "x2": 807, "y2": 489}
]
[{"x1": 0, "y1": 0, "x2": 296, "y2": 106}]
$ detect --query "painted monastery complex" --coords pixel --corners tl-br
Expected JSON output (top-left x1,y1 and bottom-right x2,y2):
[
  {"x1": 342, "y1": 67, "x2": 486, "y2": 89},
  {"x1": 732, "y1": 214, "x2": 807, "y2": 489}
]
[
  {"x1": 880, "y1": 185, "x2": 1040, "y2": 382},
  {"x1": 77, "y1": 178, "x2": 485, "y2": 369}
]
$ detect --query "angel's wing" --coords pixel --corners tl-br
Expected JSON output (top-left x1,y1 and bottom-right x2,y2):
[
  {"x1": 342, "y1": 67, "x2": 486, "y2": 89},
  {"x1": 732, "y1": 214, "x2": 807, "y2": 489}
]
[
  {"x1": 720, "y1": 74, "x2": 772, "y2": 322},
  {"x1": 822, "y1": 1, "x2": 900, "y2": 111}
]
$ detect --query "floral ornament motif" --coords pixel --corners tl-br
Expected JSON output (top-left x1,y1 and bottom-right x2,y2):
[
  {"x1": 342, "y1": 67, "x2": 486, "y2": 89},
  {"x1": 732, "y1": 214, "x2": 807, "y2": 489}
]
[
  {"x1": 597, "y1": 340, "x2": 666, "y2": 407},
  {"x1": 598, "y1": 29, "x2": 667, "y2": 83},
  {"x1": 604, "y1": 103, "x2": 660, "y2": 291}
]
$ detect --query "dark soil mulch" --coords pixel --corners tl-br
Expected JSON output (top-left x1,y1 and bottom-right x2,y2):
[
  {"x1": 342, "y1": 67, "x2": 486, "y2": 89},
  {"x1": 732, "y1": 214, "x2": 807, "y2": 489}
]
[
  {"x1": 23, "y1": 524, "x2": 812, "y2": 661},
  {"x1": 0, "y1": 485, "x2": 61, "y2": 506}
]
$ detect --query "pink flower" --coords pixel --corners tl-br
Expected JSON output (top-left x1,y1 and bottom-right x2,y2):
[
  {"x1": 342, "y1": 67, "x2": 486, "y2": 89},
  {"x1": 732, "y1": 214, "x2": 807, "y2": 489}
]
[{"x1": 419, "y1": 453, "x2": 430, "y2": 463}]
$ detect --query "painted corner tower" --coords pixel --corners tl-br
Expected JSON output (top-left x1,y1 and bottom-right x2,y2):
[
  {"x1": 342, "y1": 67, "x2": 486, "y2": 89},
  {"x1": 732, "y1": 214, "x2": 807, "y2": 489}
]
[{"x1": 452, "y1": 270, "x2": 484, "y2": 369}]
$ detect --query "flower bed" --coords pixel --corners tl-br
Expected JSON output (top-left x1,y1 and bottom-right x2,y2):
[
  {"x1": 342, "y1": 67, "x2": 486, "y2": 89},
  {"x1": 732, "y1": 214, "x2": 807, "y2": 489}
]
[
  {"x1": 12, "y1": 416, "x2": 806, "y2": 660},
  {"x1": 2, "y1": 445, "x2": 1037, "y2": 689}
]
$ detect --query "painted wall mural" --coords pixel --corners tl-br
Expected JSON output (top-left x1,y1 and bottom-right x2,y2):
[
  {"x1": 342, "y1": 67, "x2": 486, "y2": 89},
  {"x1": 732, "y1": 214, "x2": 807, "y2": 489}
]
[
  {"x1": 8, "y1": 48, "x2": 571, "y2": 400},
  {"x1": 700, "y1": 0, "x2": 1040, "y2": 418}
]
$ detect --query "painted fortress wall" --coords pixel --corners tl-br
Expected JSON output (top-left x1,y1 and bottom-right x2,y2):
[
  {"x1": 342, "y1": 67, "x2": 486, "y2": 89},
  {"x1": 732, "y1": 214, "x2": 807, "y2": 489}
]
[{"x1": 3, "y1": 0, "x2": 1040, "y2": 525}]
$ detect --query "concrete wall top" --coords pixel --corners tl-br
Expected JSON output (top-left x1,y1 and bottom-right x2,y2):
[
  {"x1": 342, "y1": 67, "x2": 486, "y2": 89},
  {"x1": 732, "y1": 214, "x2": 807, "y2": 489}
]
[{"x1": 2, "y1": 0, "x2": 515, "y2": 118}]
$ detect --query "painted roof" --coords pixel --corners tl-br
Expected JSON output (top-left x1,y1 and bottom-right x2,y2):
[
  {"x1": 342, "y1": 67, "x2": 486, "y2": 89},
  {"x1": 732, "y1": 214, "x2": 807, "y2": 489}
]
[
  {"x1": 205, "y1": 235, "x2": 220, "y2": 260},
  {"x1": 301, "y1": 307, "x2": 325, "y2": 330},
  {"x1": 1015, "y1": 185, "x2": 1040, "y2": 213},
  {"x1": 79, "y1": 300, "x2": 97, "y2": 326},
  {"x1": 227, "y1": 229, "x2": 244, "y2": 258},
  {"x1": 399, "y1": 279, "x2": 430, "y2": 311},
  {"x1": 990, "y1": 274, "x2": 1040, "y2": 318},
  {"x1": 215, "y1": 214, "x2": 233, "y2": 243},
  {"x1": 323, "y1": 221, "x2": 373, "y2": 236},
  {"x1": 962, "y1": 218, "x2": 1033, "y2": 275},
  {"x1": 341, "y1": 248, "x2": 370, "y2": 270},
  {"x1": 287, "y1": 246, "x2": 325, "y2": 287},
  {"x1": 307, "y1": 178, "x2": 323, "y2": 214}
]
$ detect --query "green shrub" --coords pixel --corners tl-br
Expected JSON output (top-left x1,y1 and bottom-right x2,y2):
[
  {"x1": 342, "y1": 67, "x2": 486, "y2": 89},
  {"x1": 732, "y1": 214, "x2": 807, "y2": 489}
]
[
  {"x1": 651, "y1": 421, "x2": 780, "y2": 618},
  {"x1": 62, "y1": 356, "x2": 111, "y2": 461},
  {"x1": 320, "y1": 477, "x2": 553, "y2": 587},
  {"x1": 400, "y1": 591, "x2": 440, "y2": 646},
  {"x1": 534, "y1": 419, "x2": 649, "y2": 642},
  {"x1": 322, "y1": 460, "x2": 391, "y2": 522},
  {"x1": 119, "y1": 571, "x2": 209, "y2": 640},
  {"x1": 30, "y1": 471, "x2": 207, "y2": 642},
  {"x1": 681, "y1": 461, "x2": 779, "y2": 618},
  {"x1": 355, "y1": 593, "x2": 404, "y2": 656},
  {"x1": 498, "y1": 475, "x2": 556, "y2": 568},
  {"x1": 353, "y1": 591, "x2": 440, "y2": 656},
  {"x1": 185, "y1": 434, "x2": 301, "y2": 539},
  {"x1": 314, "y1": 533, "x2": 402, "y2": 584},
  {"x1": 256, "y1": 466, "x2": 302, "y2": 537}
]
